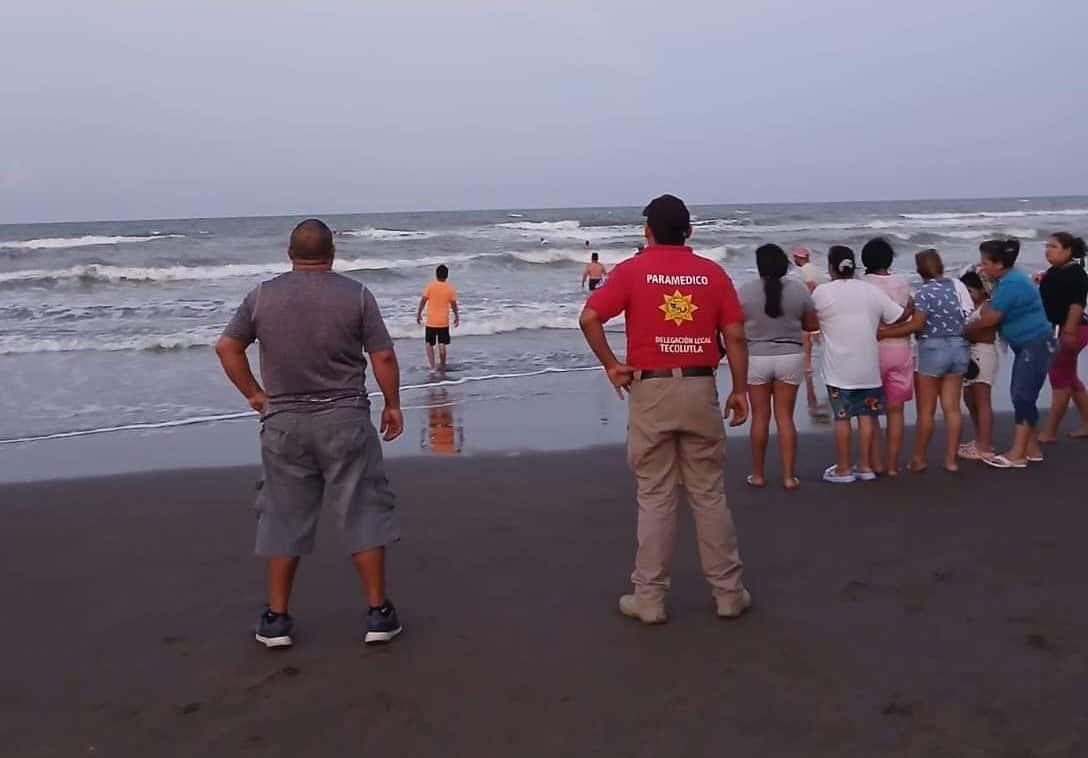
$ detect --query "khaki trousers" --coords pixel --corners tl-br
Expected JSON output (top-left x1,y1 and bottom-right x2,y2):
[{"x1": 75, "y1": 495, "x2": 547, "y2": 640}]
[{"x1": 627, "y1": 375, "x2": 744, "y2": 603}]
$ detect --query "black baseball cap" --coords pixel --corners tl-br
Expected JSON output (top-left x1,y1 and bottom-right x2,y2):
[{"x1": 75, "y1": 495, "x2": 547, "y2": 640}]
[{"x1": 642, "y1": 194, "x2": 691, "y2": 242}]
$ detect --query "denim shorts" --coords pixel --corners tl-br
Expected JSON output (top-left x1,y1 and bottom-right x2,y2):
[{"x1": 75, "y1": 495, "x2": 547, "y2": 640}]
[
  {"x1": 917, "y1": 336, "x2": 970, "y2": 377},
  {"x1": 827, "y1": 385, "x2": 885, "y2": 419}
]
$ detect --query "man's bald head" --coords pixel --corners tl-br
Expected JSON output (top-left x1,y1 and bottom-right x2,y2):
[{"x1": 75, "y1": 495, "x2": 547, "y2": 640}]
[{"x1": 289, "y1": 218, "x2": 334, "y2": 262}]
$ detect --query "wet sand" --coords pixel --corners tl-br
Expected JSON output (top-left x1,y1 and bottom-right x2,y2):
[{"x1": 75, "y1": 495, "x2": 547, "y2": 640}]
[{"x1": 2, "y1": 419, "x2": 1087, "y2": 756}]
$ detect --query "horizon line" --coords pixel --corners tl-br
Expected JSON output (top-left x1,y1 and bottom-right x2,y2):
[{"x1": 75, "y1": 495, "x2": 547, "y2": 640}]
[{"x1": 2, "y1": 192, "x2": 1087, "y2": 228}]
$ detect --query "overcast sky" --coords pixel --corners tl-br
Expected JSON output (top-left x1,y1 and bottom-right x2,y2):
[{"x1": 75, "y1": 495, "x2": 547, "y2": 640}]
[{"x1": 2, "y1": 0, "x2": 1086, "y2": 223}]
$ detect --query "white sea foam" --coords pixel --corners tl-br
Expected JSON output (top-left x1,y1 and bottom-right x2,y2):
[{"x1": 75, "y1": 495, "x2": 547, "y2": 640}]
[
  {"x1": 0, "y1": 261, "x2": 289, "y2": 285},
  {"x1": 0, "y1": 306, "x2": 594, "y2": 353},
  {"x1": 0, "y1": 246, "x2": 644, "y2": 287},
  {"x1": 385, "y1": 310, "x2": 583, "y2": 339},
  {"x1": 339, "y1": 227, "x2": 437, "y2": 241},
  {"x1": 492, "y1": 219, "x2": 642, "y2": 242},
  {"x1": 691, "y1": 218, "x2": 748, "y2": 231},
  {"x1": 0, "y1": 234, "x2": 184, "y2": 250},
  {"x1": 0, "y1": 366, "x2": 604, "y2": 445},
  {"x1": 0, "y1": 255, "x2": 463, "y2": 286},
  {"x1": 900, "y1": 209, "x2": 1088, "y2": 221},
  {"x1": 495, "y1": 219, "x2": 583, "y2": 233},
  {"x1": 505, "y1": 247, "x2": 630, "y2": 265},
  {"x1": 0, "y1": 328, "x2": 223, "y2": 355}
]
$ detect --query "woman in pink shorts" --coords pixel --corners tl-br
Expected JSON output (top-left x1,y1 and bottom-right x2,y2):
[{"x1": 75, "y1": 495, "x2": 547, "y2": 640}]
[
  {"x1": 1038, "y1": 232, "x2": 1088, "y2": 442},
  {"x1": 861, "y1": 238, "x2": 914, "y2": 476}
]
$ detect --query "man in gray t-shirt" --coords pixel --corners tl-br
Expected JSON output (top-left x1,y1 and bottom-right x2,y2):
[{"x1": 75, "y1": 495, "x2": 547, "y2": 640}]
[{"x1": 216, "y1": 218, "x2": 405, "y2": 649}]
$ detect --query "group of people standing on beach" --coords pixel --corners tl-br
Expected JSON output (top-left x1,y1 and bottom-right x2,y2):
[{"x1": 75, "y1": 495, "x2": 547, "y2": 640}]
[
  {"x1": 214, "y1": 201, "x2": 1087, "y2": 645},
  {"x1": 738, "y1": 233, "x2": 1088, "y2": 488}
]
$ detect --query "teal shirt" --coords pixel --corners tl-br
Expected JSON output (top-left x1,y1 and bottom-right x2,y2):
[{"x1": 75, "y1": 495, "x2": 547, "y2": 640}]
[{"x1": 990, "y1": 268, "x2": 1051, "y2": 347}]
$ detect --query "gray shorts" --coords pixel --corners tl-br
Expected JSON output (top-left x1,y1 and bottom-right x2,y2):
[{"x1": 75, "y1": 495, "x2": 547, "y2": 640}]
[
  {"x1": 748, "y1": 352, "x2": 805, "y2": 385},
  {"x1": 256, "y1": 402, "x2": 400, "y2": 556}
]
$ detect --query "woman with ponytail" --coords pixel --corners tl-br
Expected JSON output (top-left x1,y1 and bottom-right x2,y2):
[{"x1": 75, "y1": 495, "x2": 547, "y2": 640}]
[
  {"x1": 812, "y1": 245, "x2": 906, "y2": 483},
  {"x1": 1038, "y1": 232, "x2": 1088, "y2": 441},
  {"x1": 738, "y1": 244, "x2": 817, "y2": 489},
  {"x1": 968, "y1": 238, "x2": 1053, "y2": 468}
]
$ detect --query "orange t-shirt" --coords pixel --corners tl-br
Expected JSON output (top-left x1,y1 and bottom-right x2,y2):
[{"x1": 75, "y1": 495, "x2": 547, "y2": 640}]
[{"x1": 422, "y1": 281, "x2": 457, "y2": 328}]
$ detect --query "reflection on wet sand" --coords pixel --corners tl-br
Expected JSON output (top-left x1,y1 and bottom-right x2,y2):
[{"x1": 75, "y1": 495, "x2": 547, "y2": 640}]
[{"x1": 420, "y1": 387, "x2": 464, "y2": 455}]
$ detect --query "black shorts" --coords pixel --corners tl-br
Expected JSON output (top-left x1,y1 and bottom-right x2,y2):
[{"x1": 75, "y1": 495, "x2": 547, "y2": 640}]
[
  {"x1": 588, "y1": 278, "x2": 602, "y2": 291},
  {"x1": 425, "y1": 327, "x2": 451, "y2": 345}
]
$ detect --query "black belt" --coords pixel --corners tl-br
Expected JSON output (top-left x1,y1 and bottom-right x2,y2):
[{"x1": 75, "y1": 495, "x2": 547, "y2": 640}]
[{"x1": 636, "y1": 366, "x2": 716, "y2": 380}]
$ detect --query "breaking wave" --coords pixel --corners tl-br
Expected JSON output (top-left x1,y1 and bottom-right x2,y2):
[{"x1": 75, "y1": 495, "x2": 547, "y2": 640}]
[{"x1": 0, "y1": 234, "x2": 185, "y2": 251}]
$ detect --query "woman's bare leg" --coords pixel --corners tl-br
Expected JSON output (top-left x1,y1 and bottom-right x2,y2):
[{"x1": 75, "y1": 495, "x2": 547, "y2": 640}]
[
  {"x1": 910, "y1": 373, "x2": 939, "y2": 472},
  {"x1": 975, "y1": 383, "x2": 994, "y2": 454},
  {"x1": 772, "y1": 381, "x2": 800, "y2": 488},
  {"x1": 747, "y1": 384, "x2": 772, "y2": 486},
  {"x1": 939, "y1": 374, "x2": 964, "y2": 472}
]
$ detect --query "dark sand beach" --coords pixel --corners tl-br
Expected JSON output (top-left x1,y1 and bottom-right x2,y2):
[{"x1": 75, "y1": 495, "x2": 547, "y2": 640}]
[{"x1": 3, "y1": 415, "x2": 1086, "y2": 757}]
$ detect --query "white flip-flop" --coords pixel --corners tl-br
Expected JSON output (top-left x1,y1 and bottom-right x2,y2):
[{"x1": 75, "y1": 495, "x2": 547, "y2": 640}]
[
  {"x1": 852, "y1": 466, "x2": 878, "y2": 481},
  {"x1": 983, "y1": 454, "x2": 1027, "y2": 470},
  {"x1": 823, "y1": 465, "x2": 857, "y2": 484}
]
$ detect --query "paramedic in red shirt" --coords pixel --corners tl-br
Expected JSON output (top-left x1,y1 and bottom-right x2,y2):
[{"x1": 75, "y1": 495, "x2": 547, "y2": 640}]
[{"x1": 579, "y1": 193, "x2": 752, "y2": 625}]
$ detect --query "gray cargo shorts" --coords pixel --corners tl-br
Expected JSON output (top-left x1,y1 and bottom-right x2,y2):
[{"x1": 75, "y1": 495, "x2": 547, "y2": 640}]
[{"x1": 256, "y1": 402, "x2": 400, "y2": 557}]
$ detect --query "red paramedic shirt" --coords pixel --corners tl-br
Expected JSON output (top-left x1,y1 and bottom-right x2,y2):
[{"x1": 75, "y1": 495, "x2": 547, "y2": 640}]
[{"x1": 586, "y1": 244, "x2": 743, "y2": 370}]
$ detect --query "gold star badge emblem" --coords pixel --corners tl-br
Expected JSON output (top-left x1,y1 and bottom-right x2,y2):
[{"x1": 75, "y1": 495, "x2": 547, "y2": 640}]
[{"x1": 659, "y1": 290, "x2": 698, "y2": 326}]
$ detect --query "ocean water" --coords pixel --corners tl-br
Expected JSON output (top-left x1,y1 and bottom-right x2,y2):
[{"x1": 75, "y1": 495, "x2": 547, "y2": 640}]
[{"x1": 2, "y1": 196, "x2": 1086, "y2": 444}]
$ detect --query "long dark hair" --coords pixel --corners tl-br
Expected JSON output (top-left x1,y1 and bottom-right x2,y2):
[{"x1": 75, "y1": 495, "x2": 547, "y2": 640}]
[{"x1": 755, "y1": 243, "x2": 790, "y2": 318}]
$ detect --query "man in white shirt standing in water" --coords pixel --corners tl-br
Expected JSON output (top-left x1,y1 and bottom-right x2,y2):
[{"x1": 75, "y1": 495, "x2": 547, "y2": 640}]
[{"x1": 792, "y1": 247, "x2": 830, "y2": 418}]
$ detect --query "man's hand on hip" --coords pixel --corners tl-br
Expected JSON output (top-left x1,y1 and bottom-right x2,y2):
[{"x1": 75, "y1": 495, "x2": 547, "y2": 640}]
[
  {"x1": 606, "y1": 363, "x2": 635, "y2": 397},
  {"x1": 381, "y1": 406, "x2": 404, "y2": 441},
  {"x1": 724, "y1": 391, "x2": 749, "y2": 427},
  {"x1": 247, "y1": 390, "x2": 268, "y2": 414}
]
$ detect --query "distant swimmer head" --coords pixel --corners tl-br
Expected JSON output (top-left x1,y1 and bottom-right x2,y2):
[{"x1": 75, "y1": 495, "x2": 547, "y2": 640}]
[
  {"x1": 436, "y1": 264, "x2": 449, "y2": 281},
  {"x1": 861, "y1": 237, "x2": 895, "y2": 274},
  {"x1": 978, "y1": 238, "x2": 1020, "y2": 277},
  {"x1": 642, "y1": 194, "x2": 691, "y2": 246},
  {"x1": 914, "y1": 248, "x2": 945, "y2": 281},
  {"x1": 1047, "y1": 232, "x2": 1087, "y2": 267},
  {"x1": 585, "y1": 240, "x2": 591, "y2": 247},
  {"x1": 791, "y1": 246, "x2": 812, "y2": 267},
  {"x1": 288, "y1": 218, "x2": 335, "y2": 262},
  {"x1": 828, "y1": 245, "x2": 856, "y2": 279},
  {"x1": 591, "y1": 252, "x2": 599, "y2": 262}
]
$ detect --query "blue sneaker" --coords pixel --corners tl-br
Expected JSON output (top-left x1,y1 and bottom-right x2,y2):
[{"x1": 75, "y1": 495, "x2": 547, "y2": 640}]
[
  {"x1": 365, "y1": 602, "x2": 403, "y2": 645},
  {"x1": 255, "y1": 609, "x2": 294, "y2": 649}
]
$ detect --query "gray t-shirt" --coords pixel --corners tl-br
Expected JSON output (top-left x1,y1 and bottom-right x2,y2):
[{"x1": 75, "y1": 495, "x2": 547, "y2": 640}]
[
  {"x1": 222, "y1": 271, "x2": 393, "y2": 406},
  {"x1": 739, "y1": 277, "x2": 814, "y2": 356}
]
